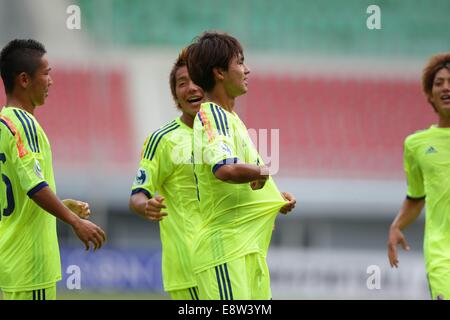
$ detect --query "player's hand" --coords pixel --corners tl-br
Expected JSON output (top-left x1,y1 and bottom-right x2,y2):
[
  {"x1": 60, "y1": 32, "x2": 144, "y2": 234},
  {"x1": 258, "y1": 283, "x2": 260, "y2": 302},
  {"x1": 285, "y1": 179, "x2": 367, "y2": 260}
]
[
  {"x1": 63, "y1": 199, "x2": 90, "y2": 219},
  {"x1": 280, "y1": 192, "x2": 296, "y2": 214},
  {"x1": 144, "y1": 195, "x2": 168, "y2": 221},
  {"x1": 72, "y1": 219, "x2": 107, "y2": 251},
  {"x1": 387, "y1": 226, "x2": 410, "y2": 268}
]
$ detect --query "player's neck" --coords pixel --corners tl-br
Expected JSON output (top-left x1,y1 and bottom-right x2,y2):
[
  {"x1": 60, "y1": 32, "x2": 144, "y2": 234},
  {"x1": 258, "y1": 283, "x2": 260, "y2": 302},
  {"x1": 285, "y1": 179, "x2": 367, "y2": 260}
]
[
  {"x1": 437, "y1": 114, "x2": 450, "y2": 128},
  {"x1": 206, "y1": 91, "x2": 235, "y2": 113},
  {"x1": 6, "y1": 96, "x2": 35, "y2": 115},
  {"x1": 180, "y1": 112, "x2": 194, "y2": 128}
]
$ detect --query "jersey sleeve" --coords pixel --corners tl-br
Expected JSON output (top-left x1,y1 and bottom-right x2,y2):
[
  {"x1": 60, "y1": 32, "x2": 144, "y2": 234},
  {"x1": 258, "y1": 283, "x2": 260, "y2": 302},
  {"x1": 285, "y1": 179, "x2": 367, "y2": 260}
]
[
  {"x1": 131, "y1": 133, "x2": 175, "y2": 198},
  {"x1": 403, "y1": 139, "x2": 425, "y2": 199},
  {"x1": 0, "y1": 115, "x2": 48, "y2": 197},
  {"x1": 195, "y1": 104, "x2": 239, "y2": 174}
]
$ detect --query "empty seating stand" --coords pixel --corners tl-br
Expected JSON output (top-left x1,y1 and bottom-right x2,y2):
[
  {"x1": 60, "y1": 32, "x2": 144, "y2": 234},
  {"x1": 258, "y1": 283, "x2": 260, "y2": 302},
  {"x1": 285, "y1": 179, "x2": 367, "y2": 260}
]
[
  {"x1": 238, "y1": 74, "x2": 436, "y2": 179},
  {"x1": 0, "y1": 67, "x2": 134, "y2": 172}
]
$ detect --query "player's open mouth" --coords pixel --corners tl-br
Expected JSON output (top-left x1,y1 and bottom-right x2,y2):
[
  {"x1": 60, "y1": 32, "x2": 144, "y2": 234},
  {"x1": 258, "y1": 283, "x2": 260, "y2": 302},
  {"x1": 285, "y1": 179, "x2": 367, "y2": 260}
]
[
  {"x1": 441, "y1": 94, "x2": 450, "y2": 102},
  {"x1": 187, "y1": 96, "x2": 202, "y2": 103}
]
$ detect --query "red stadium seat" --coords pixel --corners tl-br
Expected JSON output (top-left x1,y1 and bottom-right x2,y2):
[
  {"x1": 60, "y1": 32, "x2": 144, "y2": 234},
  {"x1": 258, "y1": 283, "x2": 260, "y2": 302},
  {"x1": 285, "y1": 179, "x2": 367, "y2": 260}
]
[
  {"x1": 0, "y1": 67, "x2": 134, "y2": 173},
  {"x1": 238, "y1": 74, "x2": 435, "y2": 179}
]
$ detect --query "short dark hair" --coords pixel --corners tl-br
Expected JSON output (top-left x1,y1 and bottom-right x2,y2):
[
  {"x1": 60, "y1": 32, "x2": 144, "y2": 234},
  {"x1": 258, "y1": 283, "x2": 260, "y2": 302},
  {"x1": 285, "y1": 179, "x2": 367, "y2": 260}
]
[
  {"x1": 422, "y1": 52, "x2": 450, "y2": 111},
  {"x1": 186, "y1": 31, "x2": 243, "y2": 92},
  {"x1": 169, "y1": 47, "x2": 188, "y2": 107},
  {"x1": 0, "y1": 39, "x2": 46, "y2": 94}
]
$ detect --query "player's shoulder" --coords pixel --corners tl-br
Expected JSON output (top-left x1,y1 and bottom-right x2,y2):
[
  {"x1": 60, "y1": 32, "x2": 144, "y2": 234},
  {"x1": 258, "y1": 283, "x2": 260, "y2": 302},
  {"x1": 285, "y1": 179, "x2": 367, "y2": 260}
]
[
  {"x1": 404, "y1": 127, "x2": 437, "y2": 154},
  {"x1": 196, "y1": 102, "x2": 232, "y2": 136},
  {"x1": 142, "y1": 119, "x2": 181, "y2": 160},
  {"x1": 405, "y1": 126, "x2": 434, "y2": 145},
  {"x1": 0, "y1": 107, "x2": 31, "y2": 137},
  {"x1": 148, "y1": 118, "x2": 183, "y2": 138},
  {"x1": 198, "y1": 102, "x2": 227, "y2": 117}
]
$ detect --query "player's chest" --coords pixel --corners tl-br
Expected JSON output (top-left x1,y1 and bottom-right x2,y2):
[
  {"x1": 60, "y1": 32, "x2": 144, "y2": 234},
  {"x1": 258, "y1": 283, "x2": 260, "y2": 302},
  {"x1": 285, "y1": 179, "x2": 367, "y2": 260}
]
[
  {"x1": 231, "y1": 122, "x2": 259, "y2": 162},
  {"x1": 417, "y1": 140, "x2": 450, "y2": 175},
  {"x1": 167, "y1": 130, "x2": 193, "y2": 165}
]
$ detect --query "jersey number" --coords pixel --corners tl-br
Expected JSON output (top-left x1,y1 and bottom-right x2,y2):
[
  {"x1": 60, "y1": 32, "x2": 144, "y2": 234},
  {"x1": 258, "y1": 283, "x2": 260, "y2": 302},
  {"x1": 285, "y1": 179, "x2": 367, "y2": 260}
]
[{"x1": 0, "y1": 152, "x2": 15, "y2": 219}]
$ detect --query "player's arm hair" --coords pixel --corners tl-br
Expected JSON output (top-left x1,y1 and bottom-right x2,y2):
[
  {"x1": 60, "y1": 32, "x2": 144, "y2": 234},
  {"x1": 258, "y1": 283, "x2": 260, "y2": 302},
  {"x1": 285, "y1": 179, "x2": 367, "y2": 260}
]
[
  {"x1": 214, "y1": 164, "x2": 269, "y2": 183},
  {"x1": 390, "y1": 197, "x2": 425, "y2": 231},
  {"x1": 30, "y1": 185, "x2": 81, "y2": 227},
  {"x1": 129, "y1": 192, "x2": 149, "y2": 217}
]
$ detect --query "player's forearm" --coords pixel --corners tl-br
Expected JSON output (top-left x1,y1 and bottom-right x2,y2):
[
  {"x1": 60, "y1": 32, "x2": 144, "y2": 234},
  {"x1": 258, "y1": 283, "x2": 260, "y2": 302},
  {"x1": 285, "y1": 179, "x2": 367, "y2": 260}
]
[
  {"x1": 129, "y1": 193, "x2": 148, "y2": 217},
  {"x1": 31, "y1": 186, "x2": 80, "y2": 227},
  {"x1": 390, "y1": 197, "x2": 425, "y2": 231},
  {"x1": 214, "y1": 164, "x2": 268, "y2": 183}
]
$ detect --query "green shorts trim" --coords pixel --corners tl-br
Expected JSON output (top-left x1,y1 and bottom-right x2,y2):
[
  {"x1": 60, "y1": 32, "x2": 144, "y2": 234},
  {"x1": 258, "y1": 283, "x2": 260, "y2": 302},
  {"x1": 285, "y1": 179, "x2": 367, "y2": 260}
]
[
  {"x1": 2, "y1": 285, "x2": 56, "y2": 300},
  {"x1": 427, "y1": 271, "x2": 450, "y2": 300},
  {"x1": 196, "y1": 253, "x2": 271, "y2": 300},
  {"x1": 168, "y1": 286, "x2": 200, "y2": 300}
]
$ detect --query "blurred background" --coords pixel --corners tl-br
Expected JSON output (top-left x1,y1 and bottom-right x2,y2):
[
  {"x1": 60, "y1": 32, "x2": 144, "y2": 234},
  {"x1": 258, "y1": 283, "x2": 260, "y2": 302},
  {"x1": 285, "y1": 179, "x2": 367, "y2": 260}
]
[{"x1": 1, "y1": 0, "x2": 449, "y2": 299}]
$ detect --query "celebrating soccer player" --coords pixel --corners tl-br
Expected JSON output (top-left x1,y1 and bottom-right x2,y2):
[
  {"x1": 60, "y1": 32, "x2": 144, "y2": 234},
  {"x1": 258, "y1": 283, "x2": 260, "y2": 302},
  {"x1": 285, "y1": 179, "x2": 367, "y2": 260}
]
[
  {"x1": 0, "y1": 39, "x2": 106, "y2": 300},
  {"x1": 129, "y1": 48, "x2": 203, "y2": 300},
  {"x1": 388, "y1": 52, "x2": 450, "y2": 300},
  {"x1": 186, "y1": 31, "x2": 296, "y2": 300}
]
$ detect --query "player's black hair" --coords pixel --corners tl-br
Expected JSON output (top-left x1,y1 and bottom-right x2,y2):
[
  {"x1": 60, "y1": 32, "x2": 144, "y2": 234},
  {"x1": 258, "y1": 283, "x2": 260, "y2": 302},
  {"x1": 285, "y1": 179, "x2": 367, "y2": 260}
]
[
  {"x1": 422, "y1": 52, "x2": 450, "y2": 112},
  {"x1": 186, "y1": 31, "x2": 243, "y2": 92},
  {"x1": 0, "y1": 39, "x2": 46, "y2": 94}
]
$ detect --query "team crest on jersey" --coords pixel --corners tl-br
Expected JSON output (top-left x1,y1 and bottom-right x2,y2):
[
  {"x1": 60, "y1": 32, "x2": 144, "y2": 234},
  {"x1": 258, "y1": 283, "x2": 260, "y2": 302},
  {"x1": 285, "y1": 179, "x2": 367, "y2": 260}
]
[
  {"x1": 134, "y1": 168, "x2": 147, "y2": 185},
  {"x1": 34, "y1": 159, "x2": 44, "y2": 179}
]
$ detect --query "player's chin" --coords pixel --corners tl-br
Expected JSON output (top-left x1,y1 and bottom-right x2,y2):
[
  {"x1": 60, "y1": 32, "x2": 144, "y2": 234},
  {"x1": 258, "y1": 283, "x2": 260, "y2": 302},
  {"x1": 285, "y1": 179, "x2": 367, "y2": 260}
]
[
  {"x1": 36, "y1": 96, "x2": 47, "y2": 106},
  {"x1": 189, "y1": 102, "x2": 202, "y2": 112}
]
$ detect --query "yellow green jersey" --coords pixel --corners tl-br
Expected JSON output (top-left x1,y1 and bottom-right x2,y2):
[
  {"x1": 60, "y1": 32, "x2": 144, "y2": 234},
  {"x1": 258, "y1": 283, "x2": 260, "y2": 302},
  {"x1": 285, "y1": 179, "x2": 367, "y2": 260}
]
[
  {"x1": 192, "y1": 102, "x2": 286, "y2": 274},
  {"x1": 404, "y1": 125, "x2": 450, "y2": 275},
  {"x1": 131, "y1": 117, "x2": 200, "y2": 292},
  {"x1": 0, "y1": 106, "x2": 61, "y2": 292}
]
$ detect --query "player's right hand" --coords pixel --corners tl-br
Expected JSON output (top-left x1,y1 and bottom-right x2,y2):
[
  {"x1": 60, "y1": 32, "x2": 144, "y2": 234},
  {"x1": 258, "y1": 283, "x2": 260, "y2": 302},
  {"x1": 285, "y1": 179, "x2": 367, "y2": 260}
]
[
  {"x1": 72, "y1": 219, "x2": 107, "y2": 251},
  {"x1": 387, "y1": 226, "x2": 410, "y2": 268},
  {"x1": 144, "y1": 195, "x2": 168, "y2": 221}
]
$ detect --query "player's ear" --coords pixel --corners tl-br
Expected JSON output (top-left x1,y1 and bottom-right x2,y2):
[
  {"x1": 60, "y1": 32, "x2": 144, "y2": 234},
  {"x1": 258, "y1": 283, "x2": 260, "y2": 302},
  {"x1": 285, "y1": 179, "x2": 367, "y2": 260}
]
[
  {"x1": 212, "y1": 67, "x2": 225, "y2": 81},
  {"x1": 17, "y1": 72, "x2": 30, "y2": 89}
]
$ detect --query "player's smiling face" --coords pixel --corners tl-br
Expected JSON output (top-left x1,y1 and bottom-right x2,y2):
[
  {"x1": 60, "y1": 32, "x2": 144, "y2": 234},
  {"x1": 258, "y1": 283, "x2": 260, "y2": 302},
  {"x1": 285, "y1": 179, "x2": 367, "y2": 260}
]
[
  {"x1": 223, "y1": 53, "x2": 250, "y2": 98},
  {"x1": 28, "y1": 55, "x2": 53, "y2": 107},
  {"x1": 175, "y1": 66, "x2": 204, "y2": 117},
  {"x1": 430, "y1": 67, "x2": 450, "y2": 115}
]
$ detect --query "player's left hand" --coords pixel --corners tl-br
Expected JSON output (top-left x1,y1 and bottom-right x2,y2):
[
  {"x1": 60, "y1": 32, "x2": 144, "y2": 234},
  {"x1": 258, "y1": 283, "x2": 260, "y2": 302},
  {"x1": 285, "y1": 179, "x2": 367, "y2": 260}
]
[
  {"x1": 280, "y1": 192, "x2": 296, "y2": 214},
  {"x1": 63, "y1": 199, "x2": 91, "y2": 219}
]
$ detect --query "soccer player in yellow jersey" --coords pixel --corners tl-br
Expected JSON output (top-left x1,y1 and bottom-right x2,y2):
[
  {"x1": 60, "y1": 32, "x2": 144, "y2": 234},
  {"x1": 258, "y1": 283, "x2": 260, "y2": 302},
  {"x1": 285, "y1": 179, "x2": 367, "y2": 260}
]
[
  {"x1": 186, "y1": 32, "x2": 296, "y2": 300},
  {"x1": 0, "y1": 39, "x2": 106, "y2": 300},
  {"x1": 129, "y1": 48, "x2": 204, "y2": 300},
  {"x1": 388, "y1": 52, "x2": 450, "y2": 300}
]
